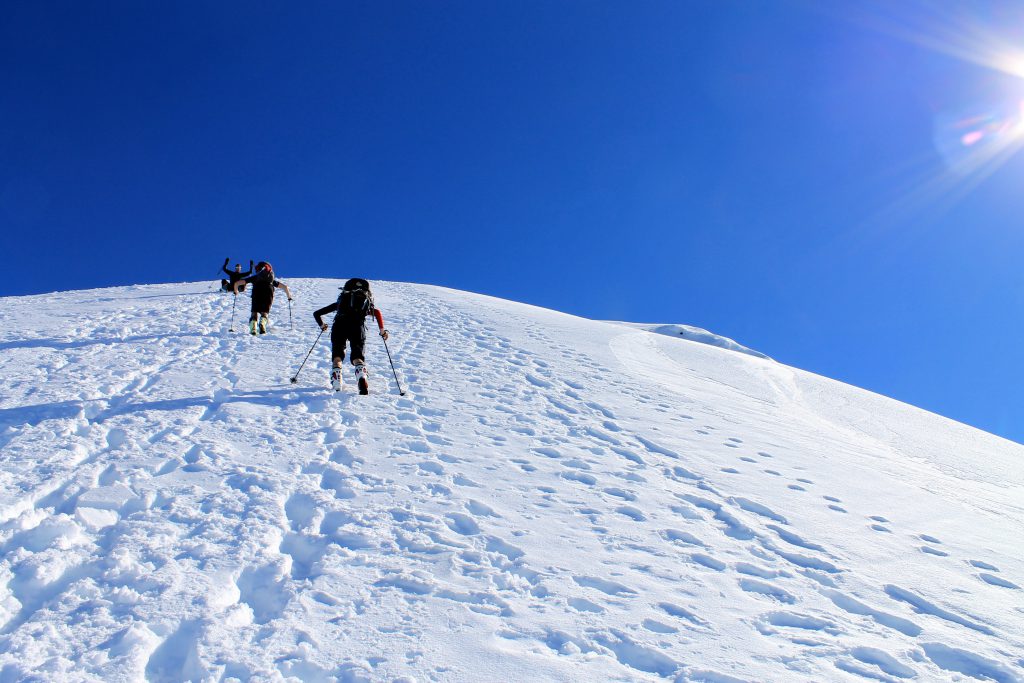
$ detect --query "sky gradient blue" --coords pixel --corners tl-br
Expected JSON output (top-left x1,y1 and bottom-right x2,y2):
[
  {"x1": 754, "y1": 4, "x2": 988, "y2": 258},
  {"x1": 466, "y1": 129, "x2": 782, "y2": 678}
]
[{"x1": 3, "y1": 1, "x2": 1023, "y2": 443}]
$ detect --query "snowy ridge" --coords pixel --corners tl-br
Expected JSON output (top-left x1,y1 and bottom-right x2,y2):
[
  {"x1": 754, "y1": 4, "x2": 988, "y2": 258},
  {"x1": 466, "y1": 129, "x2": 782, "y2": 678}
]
[
  {"x1": 608, "y1": 322, "x2": 770, "y2": 359},
  {"x1": 0, "y1": 279, "x2": 1022, "y2": 682}
]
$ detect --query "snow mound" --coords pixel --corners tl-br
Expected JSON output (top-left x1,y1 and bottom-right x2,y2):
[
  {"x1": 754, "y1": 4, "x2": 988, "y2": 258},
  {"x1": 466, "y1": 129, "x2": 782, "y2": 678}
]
[
  {"x1": 0, "y1": 280, "x2": 1021, "y2": 682},
  {"x1": 611, "y1": 322, "x2": 770, "y2": 359}
]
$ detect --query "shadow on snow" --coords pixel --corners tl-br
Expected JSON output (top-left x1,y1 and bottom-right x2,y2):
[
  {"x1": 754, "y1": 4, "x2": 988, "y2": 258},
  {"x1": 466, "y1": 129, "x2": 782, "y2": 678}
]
[{"x1": 0, "y1": 386, "x2": 331, "y2": 432}]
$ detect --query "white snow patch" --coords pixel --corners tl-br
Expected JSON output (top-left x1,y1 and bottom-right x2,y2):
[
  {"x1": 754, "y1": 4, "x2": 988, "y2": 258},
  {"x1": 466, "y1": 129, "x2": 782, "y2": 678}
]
[{"x1": 0, "y1": 279, "x2": 1021, "y2": 681}]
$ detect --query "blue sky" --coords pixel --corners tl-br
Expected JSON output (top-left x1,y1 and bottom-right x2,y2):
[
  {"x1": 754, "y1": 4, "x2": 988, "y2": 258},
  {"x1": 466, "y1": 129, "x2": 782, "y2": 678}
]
[{"x1": 3, "y1": 1, "x2": 1024, "y2": 444}]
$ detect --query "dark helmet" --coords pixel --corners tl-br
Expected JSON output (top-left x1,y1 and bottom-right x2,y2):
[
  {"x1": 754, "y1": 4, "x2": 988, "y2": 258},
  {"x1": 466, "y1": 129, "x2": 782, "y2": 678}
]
[{"x1": 256, "y1": 261, "x2": 272, "y2": 273}]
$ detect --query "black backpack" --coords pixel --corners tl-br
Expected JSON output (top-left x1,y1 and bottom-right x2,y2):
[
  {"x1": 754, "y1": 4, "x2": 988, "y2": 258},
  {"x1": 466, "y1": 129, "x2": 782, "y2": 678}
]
[{"x1": 337, "y1": 278, "x2": 373, "y2": 318}]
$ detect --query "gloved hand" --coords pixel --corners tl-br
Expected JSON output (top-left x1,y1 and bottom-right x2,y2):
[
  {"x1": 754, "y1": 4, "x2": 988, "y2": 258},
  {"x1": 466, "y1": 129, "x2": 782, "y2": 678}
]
[
  {"x1": 381, "y1": 329, "x2": 389, "y2": 340},
  {"x1": 223, "y1": 257, "x2": 230, "y2": 265}
]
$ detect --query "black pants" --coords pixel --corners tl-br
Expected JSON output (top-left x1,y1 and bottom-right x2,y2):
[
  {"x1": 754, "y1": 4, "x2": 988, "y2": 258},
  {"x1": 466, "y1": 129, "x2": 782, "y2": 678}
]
[
  {"x1": 331, "y1": 321, "x2": 366, "y2": 364},
  {"x1": 250, "y1": 288, "x2": 274, "y2": 318}
]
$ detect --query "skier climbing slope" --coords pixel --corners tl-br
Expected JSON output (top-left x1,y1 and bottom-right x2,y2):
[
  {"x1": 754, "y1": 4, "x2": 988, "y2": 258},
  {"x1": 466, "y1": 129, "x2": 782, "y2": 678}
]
[
  {"x1": 313, "y1": 278, "x2": 388, "y2": 394},
  {"x1": 234, "y1": 262, "x2": 292, "y2": 335}
]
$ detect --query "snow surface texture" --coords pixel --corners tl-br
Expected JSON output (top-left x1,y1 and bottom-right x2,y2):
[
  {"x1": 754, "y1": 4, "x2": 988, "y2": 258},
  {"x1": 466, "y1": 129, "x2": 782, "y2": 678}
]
[
  {"x1": 609, "y1": 323, "x2": 770, "y2": 360},
  {"x1": 0, "y1": 279, "x2": 1022, "y2": 682}
]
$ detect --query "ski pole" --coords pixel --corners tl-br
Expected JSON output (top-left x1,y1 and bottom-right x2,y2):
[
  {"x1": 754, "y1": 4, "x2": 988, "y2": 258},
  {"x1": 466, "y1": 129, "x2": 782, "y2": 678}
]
[
  {"x1": 229, "y1": 294, "x2": 237, "y2": 332},
  {"x1": 290, "y1": 327, "x2": 324, "y2": 384},
  {"x1": 381, "y1": 334, "x2": 406, "y2": 396},
  {"x1": 288, "y1": 298, "x2": 293, "y2": 331}
]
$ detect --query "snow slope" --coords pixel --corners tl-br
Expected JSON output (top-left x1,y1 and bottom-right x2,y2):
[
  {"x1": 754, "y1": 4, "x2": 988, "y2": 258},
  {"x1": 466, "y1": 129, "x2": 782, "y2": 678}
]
[
  {"x1": 607, "y1": 323, "x2": 770, "y2": 359},
  {"x1": 0, "y1": 279, "x2": 1022, "y2": 683}
]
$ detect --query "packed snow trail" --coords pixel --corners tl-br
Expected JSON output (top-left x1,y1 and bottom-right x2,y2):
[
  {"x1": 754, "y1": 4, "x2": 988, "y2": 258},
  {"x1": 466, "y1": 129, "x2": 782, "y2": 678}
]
[{"x1": 0, "y1": 280, "x2": 1022, "y2": 682}]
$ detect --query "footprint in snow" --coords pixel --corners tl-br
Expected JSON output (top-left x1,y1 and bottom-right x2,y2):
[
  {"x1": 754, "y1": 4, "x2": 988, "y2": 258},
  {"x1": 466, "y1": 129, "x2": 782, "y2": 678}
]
[
  {"x1": 573, "y1": 575, "x2": 637, "y2": 596},
  {"x1": 615, "y1": 506, "x2": 646, "y2": 522},
  {"x1": 284, "y1": 492, "x2": 319, "y2": 532},
  {"x1": 236, "y1": 564, "x2": 290, "y2": 624},
  {"x1": 736, "y1": 563, "x2": 788, "y2": 580},
  {"x1": 485, "y1": 536, "x2": 525, "y2": 561},
  {"x1": 689, "y1": 553, "x2": 727, "y2": 571},
  {"x1": 568, "y1": 597, "x2": 604, "y2": 613},
  {"x1": 154, "y1": 458, "x2": 180, "y2": 476},
  {"x1": 979, "y1": 574, "x2": 1021, "y2": 589},
  {"x1": 738, "y1": 578, "x2": 796, "y2": 604},
  {"x1": 319, "y1": 468, "x2": 356, "y2": 499},
  {"x1": 417, "y1": 460, "x2": 445, "y2": 475},
  {"x1": 602, "y1": 487, "x2": 637, "y2": 501},
  {"x1": 454, "y1": 473, "x2": 481, "y2": 489},
  {"x1": 445, "y1": 513, "x2": 481, "y2": 536},
  {"x1": 658, "y1": 602, "x2": 707, "y2": 626},
  {"x1": 465, "y1": 500, "x2": 499, "y2": 517},
  {"x1": 328, "y1": 444, "x2": 360, "y2": 468},
  {"x1": 760, "y1": 611, "x2": 840, "y2": 636},
  {"x1": 561, "y1": 471, "x2": 597, "y2": 486},
  {"x1": 663, "y1": 529, "x2": 707, "y2": 547},
  {"x1": 968, "y1": 559, "x2": 998, "y2": 571},
  {"x1": 642, "y1": 619, "x2": 678, "y2": 634}
]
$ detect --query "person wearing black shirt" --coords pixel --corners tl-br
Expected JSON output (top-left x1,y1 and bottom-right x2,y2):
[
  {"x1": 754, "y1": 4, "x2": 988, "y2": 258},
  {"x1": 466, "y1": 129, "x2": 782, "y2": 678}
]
[{"x1": 220, "y1": 258, "x2": 252, "y2": 292}]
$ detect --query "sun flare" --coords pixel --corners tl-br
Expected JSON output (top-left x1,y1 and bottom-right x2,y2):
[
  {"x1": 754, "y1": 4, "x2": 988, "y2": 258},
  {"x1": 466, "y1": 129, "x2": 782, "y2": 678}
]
[{"x1": 841, "y1": 1, "x2": 1024, "y2": 229}]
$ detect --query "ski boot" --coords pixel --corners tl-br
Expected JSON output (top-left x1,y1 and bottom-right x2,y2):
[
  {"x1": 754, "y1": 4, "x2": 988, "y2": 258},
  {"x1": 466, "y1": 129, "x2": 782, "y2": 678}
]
[
  {"x1": 355, "y1": 362, "x2": 369, "y2": 395},
  {"x1": 258, "y1": 315, "x2": 269, "y2": 335},
  {"x1": 330, "y1": 366, "x2": 343, "y2": 392},
  {"x1": 249, "y1": 319, "x2": 258, "y2": 335}
]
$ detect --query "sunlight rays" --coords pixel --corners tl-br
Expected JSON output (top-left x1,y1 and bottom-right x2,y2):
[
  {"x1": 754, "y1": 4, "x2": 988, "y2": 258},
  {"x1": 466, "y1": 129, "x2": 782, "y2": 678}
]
[
  {"x1": 830, "y1": 1, "x2": 1024, "y2": 241},
  {"x1": 845, "y1": 1, "x2": 1024, "y2": 81}
]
